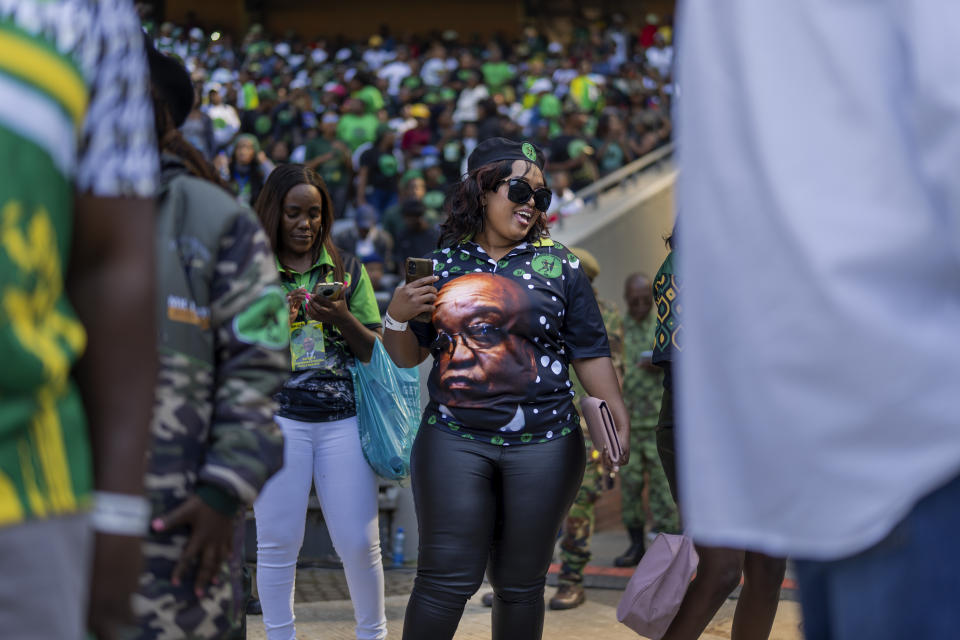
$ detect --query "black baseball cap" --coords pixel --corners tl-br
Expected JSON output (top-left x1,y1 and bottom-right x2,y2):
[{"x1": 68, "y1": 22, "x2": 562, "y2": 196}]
[{"x1": 466, "y1": 137, "x2": 546, "y2": 173}]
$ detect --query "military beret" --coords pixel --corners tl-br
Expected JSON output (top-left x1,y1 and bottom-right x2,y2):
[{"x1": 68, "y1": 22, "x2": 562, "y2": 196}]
[{"x1": 467, "y1": 137, "x2": 545, "y2": 173}]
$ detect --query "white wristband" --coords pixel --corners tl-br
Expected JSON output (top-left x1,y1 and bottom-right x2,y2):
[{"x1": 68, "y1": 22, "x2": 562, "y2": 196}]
[
  {"x1": 384, "y1": 312, "x2": 409, "y2": 332},
  {"x1": 91, "y1": 491, "x2": 151, "y2": 537}
]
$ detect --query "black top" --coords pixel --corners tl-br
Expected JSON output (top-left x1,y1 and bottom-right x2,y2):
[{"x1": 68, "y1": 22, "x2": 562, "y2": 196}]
[
  {"x1": 395, "y1": 226, "x2": 441, "y2": 267},
  {"x1": 410, "y1": 238, "x2": 610, "y2": 445},
  {"x1": 360, "y1": 147, "x2": 400, "y2": 191}
]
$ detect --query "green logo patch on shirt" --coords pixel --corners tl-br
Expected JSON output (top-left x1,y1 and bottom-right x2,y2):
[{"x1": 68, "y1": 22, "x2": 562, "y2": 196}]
[
  {"x1": 532, "y1": 254, "x2": 563, "y2": 278},
  {"x1": 378, "y1": 154, "x2": 398, "y2": 177}
]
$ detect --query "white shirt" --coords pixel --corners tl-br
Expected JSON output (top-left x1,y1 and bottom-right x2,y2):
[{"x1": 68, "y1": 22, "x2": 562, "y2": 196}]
[
  {"x1": 552, "y1": 68, "x2": 577, "y2": 88},
  {"x1": 452, "y1": 85, "x2": 489, "y2": 123},
  {"x1": 676, "y1": 0, "x2": 960, "y2": 560},
  {"x1": 645, "y1": 45, "x2": 673, "y2": 78},
  {"x1": 204, "y1": 104, "x2": 241, "y2": 149},
  {"x1": 378, "y1": 60, "x2": 412, "y2": 97},
  {"x1": 363, "y1": 48, "x2": 394, "y2": 71},
  {"x1": 421, "y1": 58, "x2": 447, "y2": 86}
]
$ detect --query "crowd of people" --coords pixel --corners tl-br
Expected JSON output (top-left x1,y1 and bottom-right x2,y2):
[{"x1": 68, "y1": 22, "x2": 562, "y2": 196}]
[
  {"x1": 2, "y1": 2, "x2": 676, "y2": 637},
  {"x1": 10, "y1": 2, "x2": 953, "y2": 640},
  {"x1": 143, "y1": 12, "x2": 674, "y2": 303}
]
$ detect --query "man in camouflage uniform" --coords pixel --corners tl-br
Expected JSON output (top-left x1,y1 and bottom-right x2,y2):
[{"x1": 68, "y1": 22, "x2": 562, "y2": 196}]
[
  {"x1": 122, "y1": 48, "x2": 290, "y2": 640},
  {"x1": 551, "y1": 248, "x2": 625, "y2": 610},
  {"x1": 613, "y1": 272, "x2": 680, "y2": 568}
]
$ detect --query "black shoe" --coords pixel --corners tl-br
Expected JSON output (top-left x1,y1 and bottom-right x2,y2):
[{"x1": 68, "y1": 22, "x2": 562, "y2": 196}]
[
  {"x1": 481, "y1": 591, "x2": 494, "y2": 607},
  {"x1": 614, "y1": 527, "x2": 646, "y2": 567},
  {"x1": 246, "y1": 597, "x2": 262, "y2": 615}
]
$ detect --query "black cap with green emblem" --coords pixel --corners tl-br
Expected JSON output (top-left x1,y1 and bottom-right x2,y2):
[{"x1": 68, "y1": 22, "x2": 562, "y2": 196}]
[{"x1": 467, "y1": 137, "x2": 546, "y2": 173}]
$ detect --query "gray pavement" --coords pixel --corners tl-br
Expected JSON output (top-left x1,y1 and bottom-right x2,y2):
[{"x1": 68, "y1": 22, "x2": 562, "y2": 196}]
[
  {"x1": 246, "y1": 529, "x2": 804, "y2": 639},
  {"x1": 246, "y1": 589, "x2": 803, "y2": 640}
]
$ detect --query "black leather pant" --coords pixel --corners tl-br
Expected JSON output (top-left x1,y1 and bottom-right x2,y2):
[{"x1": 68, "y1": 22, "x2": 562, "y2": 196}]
[{"x1": 402, "y1": 425, "x2": 585, "y2": 640}]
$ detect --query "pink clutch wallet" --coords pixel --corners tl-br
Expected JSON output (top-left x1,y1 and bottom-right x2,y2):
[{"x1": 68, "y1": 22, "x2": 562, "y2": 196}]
[{"x1": 580, "y1": 396, "x2": 625, "y2": 465}]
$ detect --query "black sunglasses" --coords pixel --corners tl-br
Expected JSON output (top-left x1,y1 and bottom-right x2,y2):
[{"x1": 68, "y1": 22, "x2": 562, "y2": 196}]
[{"x1": 496, "y1": 178, "x2": 552, "y2": 213}]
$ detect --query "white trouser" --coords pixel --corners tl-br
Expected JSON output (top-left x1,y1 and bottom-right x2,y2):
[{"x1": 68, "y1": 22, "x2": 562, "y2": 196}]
[{"x1": 254, "y1": 415, "x2": 387, "y2": 640}]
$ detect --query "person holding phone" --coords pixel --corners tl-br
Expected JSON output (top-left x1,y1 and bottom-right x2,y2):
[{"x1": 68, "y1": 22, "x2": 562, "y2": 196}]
[
  {"x1": 252, "y1": 164, "x2": 387, "y2": 640},
  {"x1": 383, "y1": 138, "x2": 630, "y2": 639}
]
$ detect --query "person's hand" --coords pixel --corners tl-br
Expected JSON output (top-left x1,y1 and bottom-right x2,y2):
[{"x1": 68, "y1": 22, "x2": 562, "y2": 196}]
[
  {"x1": 601, "y1": 436, "x2": 630, "y2": 471},
  {"x1": 213, "y1": 153, "x2": 229, "y2": 173},
  {"x1": 151, "y1": 495, "x2": 235, "y2": 599},
  {"x1": 305, "y1": 290, "x2": 351, "y2": 326},
  {"x1": 600, "y1": 421, "x2": 631, "y2": 471},
  {"x1": 387, "y1": 275, "x2": 439, "y2": 322},
  {"x1": 88, "y1": 532, "x2": 143, "y2": 640},
  {"x1": 287, "y1": 288, "x2": 307, "y2": 324}
]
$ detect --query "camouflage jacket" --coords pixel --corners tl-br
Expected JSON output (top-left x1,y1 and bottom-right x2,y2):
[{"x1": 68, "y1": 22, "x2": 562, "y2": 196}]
[
  {"x1": 150, "y1": 157, "x2": 288, "y2": 517},
  {"x1": 623, "y1": 312, "x2": 664, "y2": 429}
]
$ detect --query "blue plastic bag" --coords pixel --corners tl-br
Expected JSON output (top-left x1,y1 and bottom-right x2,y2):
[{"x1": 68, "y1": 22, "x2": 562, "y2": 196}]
[{"x1": 350, "y1": 339, "x2": 421, "y2": 480}]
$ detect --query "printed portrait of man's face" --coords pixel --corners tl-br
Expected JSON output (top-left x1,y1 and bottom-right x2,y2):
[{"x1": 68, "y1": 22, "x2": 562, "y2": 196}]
[{"x1": 431, "y1": 273, "x2": 536, "y2": 407}]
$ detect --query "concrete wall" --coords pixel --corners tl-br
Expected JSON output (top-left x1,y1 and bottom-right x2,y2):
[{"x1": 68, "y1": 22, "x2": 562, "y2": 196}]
[
  {"x1": 164, "y1": 0, "x2": 248, "y2": 35},
  {"x1": 263, "y1": 0, "x2": 525, "y2": 40},
  {"x1": 552, "y1": 167, "x2": 677, "y2": 314},
  {"x1": 161, "y1": 0, "x2": 675, "y2": 40},
  {"x1": 163, "y1": 0, "x2": 525, "y2": 39}
]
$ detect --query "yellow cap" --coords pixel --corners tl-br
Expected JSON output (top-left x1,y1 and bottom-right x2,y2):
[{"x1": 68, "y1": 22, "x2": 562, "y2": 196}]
[{"x1": 409, "y1": 103, "x2": 430, "y2": 119}]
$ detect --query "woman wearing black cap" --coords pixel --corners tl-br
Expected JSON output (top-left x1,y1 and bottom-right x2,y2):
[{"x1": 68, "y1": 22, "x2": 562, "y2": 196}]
[{"x1": 384, "y1": 138, "x2": 630, "y2": 639}]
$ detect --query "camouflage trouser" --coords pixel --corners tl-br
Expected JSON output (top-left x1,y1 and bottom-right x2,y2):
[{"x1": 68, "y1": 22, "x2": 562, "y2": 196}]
[
  {"x1": 620, "y1": 426, "x2": 680, "y2": 533},
  {"x1": 558, "y1": 437, "x2": 605, "y2": 586},
  {"x1": 119, "y1": 518, "x2": 246, "y2": 640}
]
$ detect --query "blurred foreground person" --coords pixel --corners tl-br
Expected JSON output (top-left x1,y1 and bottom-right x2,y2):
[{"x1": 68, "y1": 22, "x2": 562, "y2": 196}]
[
  {"x1": 678, "y1": 3, "x2": 960, "y2": 638},
  {"x1": 652, "y1": 237, "x2": 785, "y2": 640},
  {"x1": 613, "y1": 272, "x2": 679, "y2": 569},
  {"x1": 121, "y1": 44, "x2": 289, "y2": 639},
  {"x1": 0, "y1": 1, "x2": 158, "y2": 638},
  {"x1": 384, "y1": 138, "x2": 630, "y2": 639}
]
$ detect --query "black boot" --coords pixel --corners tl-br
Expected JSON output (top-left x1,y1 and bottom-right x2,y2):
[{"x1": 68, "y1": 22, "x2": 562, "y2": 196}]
[{"x1": 614, "y1": 527, "x2": 646, "y2": 567}]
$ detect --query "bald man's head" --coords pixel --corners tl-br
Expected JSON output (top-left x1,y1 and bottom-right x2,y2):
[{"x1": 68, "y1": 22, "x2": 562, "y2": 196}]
[{"x1": 625, "y1": 272, "x2": 653, "y2": 323}]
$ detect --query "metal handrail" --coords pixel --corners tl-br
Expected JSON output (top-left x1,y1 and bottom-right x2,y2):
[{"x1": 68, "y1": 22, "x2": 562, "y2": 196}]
[{"x1": 553, "y1": 142, "x2": 675, "y2": 227}]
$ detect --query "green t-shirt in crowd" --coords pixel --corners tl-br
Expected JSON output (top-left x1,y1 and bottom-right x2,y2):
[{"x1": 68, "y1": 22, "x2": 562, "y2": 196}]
[
  {"x1": 352, "y1": 85, "x2": 384, "y2": 114},
  {"x1": 481, "y1": 61, "x2": 515, "y2": 92},
  {"x1": 305, "y1": 137, "x2": 348, "y2": 188},
  {"x1": 337, "y1": 113, "x2": 380, "y2": 151}
]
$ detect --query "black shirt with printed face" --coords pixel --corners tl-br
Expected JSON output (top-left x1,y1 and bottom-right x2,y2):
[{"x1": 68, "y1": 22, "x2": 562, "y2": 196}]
[{"x1": 410, "y1": 238, "x2": 610, "y2": 446}]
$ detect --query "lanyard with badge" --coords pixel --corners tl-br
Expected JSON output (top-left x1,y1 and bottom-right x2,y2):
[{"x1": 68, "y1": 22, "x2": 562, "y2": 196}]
[{"x1": 288, "y1": 269, "x2": 327, "y2": 372}]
